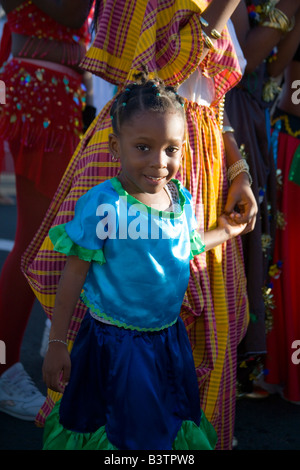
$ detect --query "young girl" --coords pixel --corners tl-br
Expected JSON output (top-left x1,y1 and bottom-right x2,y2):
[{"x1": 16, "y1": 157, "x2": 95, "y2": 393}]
[{"x1": 42, "y1": 72, "x2": 247, "y2": 451}]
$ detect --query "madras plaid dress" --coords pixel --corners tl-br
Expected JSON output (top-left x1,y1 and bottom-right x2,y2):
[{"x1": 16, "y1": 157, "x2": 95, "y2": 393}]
[{"x1": 22, "y1": 0, "x2": 249, "y2": 450}]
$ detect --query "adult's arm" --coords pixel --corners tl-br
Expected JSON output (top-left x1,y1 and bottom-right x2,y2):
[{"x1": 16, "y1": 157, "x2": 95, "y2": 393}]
[
  {"x1": 222, "y1": 112, "x2": 258, "y2": 233},
  {"x1": 267, "y1": 8, "x2": 300, "y2": 78},
  {"x1": 231, "y1": 0, "x2": 300, "y2": 73}
]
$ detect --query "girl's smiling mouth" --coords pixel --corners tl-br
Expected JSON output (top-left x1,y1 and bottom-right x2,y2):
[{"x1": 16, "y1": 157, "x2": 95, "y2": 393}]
[{"x1": 144, "y1": 175, "x2": 167, "y2": 182}]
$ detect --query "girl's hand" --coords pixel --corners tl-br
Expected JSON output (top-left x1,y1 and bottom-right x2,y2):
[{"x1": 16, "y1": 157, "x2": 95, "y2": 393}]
[
  {"x1": 204, "y1": 212, "x2": 247, "y2": 251},
  {"x1": 42, "y1": 342, "x2": 71, "y2": 393},
  {"x1": 218, "y1": 212, "x2": 247, "y2": 239}
]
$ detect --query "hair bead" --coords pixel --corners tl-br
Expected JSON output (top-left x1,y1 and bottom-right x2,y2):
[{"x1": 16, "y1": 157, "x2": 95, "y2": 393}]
[{"x1": 110, "y1": 66, "x2": 185, "y2": 135}]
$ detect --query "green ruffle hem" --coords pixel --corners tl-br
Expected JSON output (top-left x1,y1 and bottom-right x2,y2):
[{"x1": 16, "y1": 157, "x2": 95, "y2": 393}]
[{"x1": 43, "y1": 401, "x2": 217, "y2": 450}]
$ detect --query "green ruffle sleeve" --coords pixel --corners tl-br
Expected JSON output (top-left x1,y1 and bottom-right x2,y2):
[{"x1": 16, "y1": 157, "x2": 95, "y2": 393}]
[
  {"x1": 190, "y1": 230, "x2": 205, "y2": 259},
  {"x1": 49, "y1": 223, "x2": 106, "y2": 264}
]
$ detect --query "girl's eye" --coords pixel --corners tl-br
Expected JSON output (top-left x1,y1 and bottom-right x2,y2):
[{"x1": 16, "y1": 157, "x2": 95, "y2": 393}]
[
  {"x1": 166, "y1": 146, "x2": 179, "y2": 154},
  {"x1": 136, "y1": 144, "x2": 149, "y2": 151}
]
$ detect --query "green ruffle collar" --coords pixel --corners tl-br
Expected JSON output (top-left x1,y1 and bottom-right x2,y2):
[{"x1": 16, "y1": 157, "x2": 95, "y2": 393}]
[{"x1": 110, "y1": 177, "x2": 186, "y2": 219}]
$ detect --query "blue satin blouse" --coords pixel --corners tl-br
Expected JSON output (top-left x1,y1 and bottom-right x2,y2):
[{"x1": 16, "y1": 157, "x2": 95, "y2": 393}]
[{"x1": 49, "y1": 177, "x2": 205, "y2": 331}]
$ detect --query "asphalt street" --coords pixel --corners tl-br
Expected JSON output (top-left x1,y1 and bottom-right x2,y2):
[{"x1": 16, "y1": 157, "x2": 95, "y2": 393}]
[{"x1": 0, "y1": 178, "x2": 300, "y2": 451}]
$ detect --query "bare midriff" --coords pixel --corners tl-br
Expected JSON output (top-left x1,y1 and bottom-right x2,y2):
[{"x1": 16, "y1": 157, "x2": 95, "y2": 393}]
[{"x1": 11, "y1": 32, "x2": 86, "y2": 73}]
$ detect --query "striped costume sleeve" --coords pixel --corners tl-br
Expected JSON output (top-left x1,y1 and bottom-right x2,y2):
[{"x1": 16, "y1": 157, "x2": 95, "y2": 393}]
[
  {"x1": 80, "y1": 0, "x2": 241, "y2": 103},
  {"x1": 81, "y1": 0, "x2": 205, "y2": 87}
]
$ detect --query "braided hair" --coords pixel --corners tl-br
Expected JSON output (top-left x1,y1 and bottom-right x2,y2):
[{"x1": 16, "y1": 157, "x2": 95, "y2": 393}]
[{"x1": 110, "y1": 68, "x2": 186, "y2": 136}]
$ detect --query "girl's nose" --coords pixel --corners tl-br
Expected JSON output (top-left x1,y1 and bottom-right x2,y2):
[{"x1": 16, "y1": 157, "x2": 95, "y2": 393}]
[{"x1": 151, "y1": 151, "x2": 167, "y2": 168}]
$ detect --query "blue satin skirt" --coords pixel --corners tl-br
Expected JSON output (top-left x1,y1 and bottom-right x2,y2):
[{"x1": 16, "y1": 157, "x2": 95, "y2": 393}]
[{"x1": 58, "y1": 313, "x2": 203, "y2": 450}]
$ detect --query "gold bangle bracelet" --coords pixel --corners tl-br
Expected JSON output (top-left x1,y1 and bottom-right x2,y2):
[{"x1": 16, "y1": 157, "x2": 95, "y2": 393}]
[
  {"x1": 227, "y1": 159, "x2": 253, "y2": 186},
  {"x1": 262, "y1": 17, "x2": 295, "y2": 33},
  {"x1": 210, "y1": 28, "x2": 222, "y2": 39},
  {"x1": 202, "y1": 30, "x2": 216, "y2": 51},
  {"x1": 222, "y1": 126, "x2": 235, "y2": 134},
  {"x1": 261, "y1": 8, "x2": 295, "y2": 34},
  {"x1": 199, "y1": 16, "x2": 209, "y2": 28},
  {"x1": 199, "y1": 16, "x2": 222, "y2": 40},
  {"x1": 272, "y1": 8, "x2": 295, "y2": 32}
]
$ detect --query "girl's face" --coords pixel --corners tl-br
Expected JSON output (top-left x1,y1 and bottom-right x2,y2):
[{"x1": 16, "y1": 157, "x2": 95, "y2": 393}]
[{"x1": 109, "y1": 109, "x2": 185, "y2": 196}]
